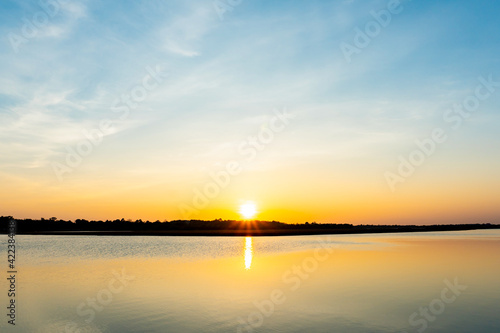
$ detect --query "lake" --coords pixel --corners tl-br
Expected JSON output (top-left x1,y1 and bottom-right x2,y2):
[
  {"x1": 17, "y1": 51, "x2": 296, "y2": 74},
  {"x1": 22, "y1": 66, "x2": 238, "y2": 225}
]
[{"x1": 2, "y1": 230, "x2": 500, "y2": 332}]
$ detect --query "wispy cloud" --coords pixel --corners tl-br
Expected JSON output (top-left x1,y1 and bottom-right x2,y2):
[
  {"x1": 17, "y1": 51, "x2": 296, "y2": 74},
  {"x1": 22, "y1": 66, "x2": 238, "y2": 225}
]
[{"x1": 160, "y1": 3, "x2": 215, "y2": 57}]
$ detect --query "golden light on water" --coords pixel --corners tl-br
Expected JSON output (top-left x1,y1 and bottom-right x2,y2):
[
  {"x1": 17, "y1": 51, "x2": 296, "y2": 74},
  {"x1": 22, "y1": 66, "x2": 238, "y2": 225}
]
[{"x1": 244, "y1": 237, "x2": 253, "y2": 270}]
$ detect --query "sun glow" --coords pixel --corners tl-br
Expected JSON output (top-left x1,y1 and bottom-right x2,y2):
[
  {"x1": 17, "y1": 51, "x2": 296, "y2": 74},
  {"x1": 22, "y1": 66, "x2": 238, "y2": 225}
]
[{"x1": 239, "y1": 201, "x2": 257, "y2": 219}]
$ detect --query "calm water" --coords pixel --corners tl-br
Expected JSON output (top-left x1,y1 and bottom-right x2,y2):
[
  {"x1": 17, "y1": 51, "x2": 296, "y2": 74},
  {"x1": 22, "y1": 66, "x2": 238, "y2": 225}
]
[{"x1": 1, "y1": 230, "x2": 500, "y2": 332}]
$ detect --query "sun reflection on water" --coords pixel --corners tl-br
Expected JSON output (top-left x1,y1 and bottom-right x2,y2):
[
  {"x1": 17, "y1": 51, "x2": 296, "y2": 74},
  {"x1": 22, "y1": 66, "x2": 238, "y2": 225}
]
[{"x1": 244, "y1": 237, "x2": 253, "y2": 270}]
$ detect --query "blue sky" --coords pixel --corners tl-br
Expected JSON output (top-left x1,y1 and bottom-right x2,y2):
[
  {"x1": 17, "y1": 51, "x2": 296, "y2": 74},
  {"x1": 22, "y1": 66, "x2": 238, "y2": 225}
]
[{"x1": 1, "y1": 0, "x2": 499, "y2": 223}]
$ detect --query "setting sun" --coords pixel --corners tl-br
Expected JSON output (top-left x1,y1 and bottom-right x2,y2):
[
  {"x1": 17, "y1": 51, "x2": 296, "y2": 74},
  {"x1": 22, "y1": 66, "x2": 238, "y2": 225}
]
[{"x1": 239, "y1": 201, "x2": 257, "y2": 219}]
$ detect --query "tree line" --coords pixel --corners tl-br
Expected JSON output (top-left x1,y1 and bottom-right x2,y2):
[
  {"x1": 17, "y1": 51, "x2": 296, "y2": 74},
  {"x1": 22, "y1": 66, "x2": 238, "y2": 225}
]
[{"x1": 0, "y1": 216, "x2": 498, "y2": 235}]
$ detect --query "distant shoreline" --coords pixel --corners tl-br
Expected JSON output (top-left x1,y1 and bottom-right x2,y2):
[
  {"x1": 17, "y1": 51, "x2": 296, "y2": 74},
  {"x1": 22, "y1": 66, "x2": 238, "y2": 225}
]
[
  {"x1": 4, "y1": 225, "x2": 500, "y2": 237},
  {"x1": 2, "y1": 216, "x2": 499, "y2": 236}
]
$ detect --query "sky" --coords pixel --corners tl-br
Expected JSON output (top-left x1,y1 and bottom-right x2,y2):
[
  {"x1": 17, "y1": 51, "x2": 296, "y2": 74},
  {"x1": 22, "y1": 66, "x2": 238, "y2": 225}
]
[{"x1": 0, "y1": 0, "x2": 499, "y2": 224}]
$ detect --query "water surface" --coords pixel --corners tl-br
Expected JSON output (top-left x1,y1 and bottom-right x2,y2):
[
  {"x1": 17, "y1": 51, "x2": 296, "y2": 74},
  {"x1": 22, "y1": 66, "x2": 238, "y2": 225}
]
[{"x1": 1, "y1": 230, "x2": 499, "y2": 332}]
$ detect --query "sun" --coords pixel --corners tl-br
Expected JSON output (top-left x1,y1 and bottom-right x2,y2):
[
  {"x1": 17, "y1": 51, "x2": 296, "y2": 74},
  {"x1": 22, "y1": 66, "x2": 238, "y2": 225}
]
[{"x1": 239, "y1": 201, "x2": 257, "y2": 219}]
